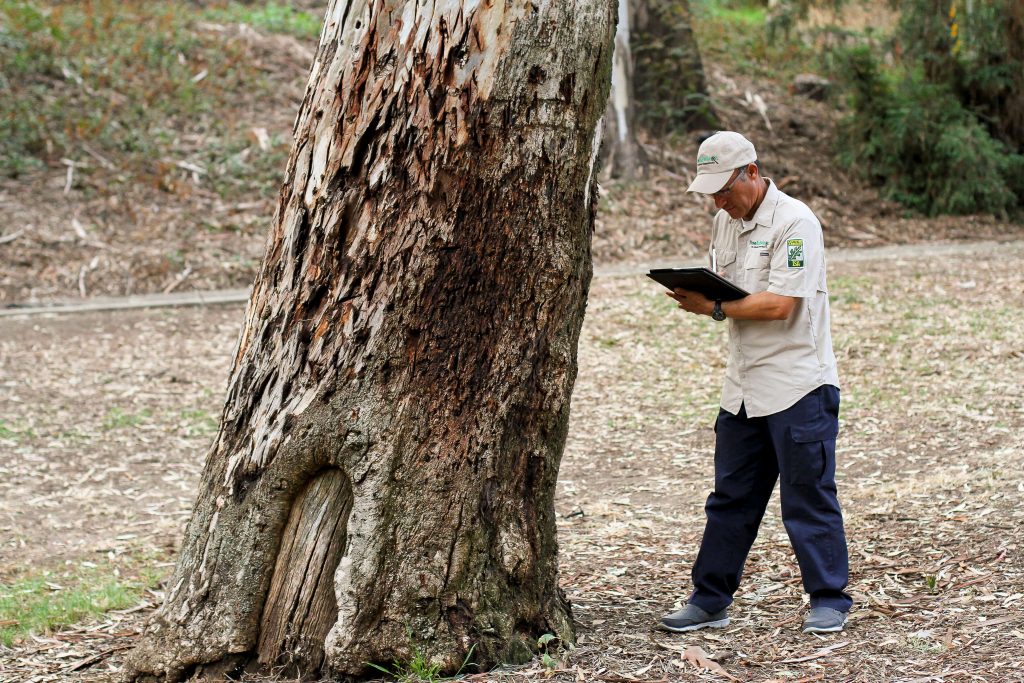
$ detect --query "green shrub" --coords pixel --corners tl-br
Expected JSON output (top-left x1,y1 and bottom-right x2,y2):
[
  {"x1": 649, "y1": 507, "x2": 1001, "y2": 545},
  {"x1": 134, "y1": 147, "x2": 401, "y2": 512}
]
[
  {"x1": 896, "y1": 0, "x2": 1024, "y2": 148},
  {"x1": 835, "y1": 46, "x2": 1022, "y2": 217}
]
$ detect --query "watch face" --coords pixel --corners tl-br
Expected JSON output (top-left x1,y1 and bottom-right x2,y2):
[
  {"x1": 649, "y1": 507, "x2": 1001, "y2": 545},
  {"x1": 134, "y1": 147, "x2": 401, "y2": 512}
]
[{"x1": 712, "y1": 303, "x2": 726, "y2": 321}]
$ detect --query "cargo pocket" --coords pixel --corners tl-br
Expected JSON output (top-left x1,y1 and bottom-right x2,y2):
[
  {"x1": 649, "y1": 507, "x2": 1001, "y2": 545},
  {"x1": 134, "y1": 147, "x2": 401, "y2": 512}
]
[{"x1": 780, "y1": 423, "x2": 837, "y2": 486}]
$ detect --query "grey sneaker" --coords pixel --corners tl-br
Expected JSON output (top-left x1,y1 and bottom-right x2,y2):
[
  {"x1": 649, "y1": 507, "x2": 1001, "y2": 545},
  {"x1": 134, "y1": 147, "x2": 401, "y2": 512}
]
[
  {"x1": 802, "y1": 607, "x2": 849, "y2": 633},
  {"x1": 659, "y1": 604, "x2": 730, "y2": 632}
]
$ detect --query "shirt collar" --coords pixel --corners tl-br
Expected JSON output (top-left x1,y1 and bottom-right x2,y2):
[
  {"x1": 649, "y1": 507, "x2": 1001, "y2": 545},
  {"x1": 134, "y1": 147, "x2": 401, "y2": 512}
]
[{"x1": 740, "y1": 177, "x2": 779, "y2": 232}]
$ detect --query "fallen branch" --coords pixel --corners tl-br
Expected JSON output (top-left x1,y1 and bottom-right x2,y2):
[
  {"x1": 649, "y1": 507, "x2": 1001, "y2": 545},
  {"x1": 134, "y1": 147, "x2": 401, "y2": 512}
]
[
  {"x1": 66, "y1": 643, "x2": 134, "y2": 672},
  {"x1": 0, "y1": 229, "x2": 25, "y2": 245},
  {"x1": 162, "y1": 265, "x2": 193, "y2": 294},
  {"x1": 78, "y1": 264, "x2": 89, "y2": 298},
  {"x1": 80, "y1": 142, "x2": 116, "y2": 170}
]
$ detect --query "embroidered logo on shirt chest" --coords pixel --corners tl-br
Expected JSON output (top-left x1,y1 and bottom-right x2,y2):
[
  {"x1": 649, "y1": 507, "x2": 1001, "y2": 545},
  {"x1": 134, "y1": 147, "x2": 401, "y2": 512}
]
[{"x1": 787, "y1": 239, "x2": 804, "y2": 268}]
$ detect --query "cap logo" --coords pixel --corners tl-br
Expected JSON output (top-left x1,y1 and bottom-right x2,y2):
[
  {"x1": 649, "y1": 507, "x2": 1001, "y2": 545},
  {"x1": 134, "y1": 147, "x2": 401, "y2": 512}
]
[{"x1": 697, "y1": 154, "x2": 719, "y2": 166}]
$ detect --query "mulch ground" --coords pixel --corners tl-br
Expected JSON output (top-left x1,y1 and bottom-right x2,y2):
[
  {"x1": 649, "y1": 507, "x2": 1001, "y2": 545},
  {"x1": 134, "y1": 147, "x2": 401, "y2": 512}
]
[{"x1": 1, "y1": 239, "x2": 1022, "y2": 682}]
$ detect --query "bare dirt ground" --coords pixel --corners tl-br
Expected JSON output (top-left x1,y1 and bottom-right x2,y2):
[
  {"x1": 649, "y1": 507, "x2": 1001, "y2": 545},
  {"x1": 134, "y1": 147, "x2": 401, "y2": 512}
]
[{"x1": 1, "y1": 239, "x2": 1022, "y2": 682}]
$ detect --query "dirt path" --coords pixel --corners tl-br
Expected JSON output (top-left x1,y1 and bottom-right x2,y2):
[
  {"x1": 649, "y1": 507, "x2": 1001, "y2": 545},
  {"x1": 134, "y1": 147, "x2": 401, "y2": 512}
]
[{"x1": 1, "y1": 240, "x2": 1022, "y2": 681}]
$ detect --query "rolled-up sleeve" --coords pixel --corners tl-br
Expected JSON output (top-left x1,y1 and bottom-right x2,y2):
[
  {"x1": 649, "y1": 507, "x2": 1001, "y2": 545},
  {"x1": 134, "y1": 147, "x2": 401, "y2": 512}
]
[{"x1": 768, "y1": 218, "x2": 823, "y2": 298}]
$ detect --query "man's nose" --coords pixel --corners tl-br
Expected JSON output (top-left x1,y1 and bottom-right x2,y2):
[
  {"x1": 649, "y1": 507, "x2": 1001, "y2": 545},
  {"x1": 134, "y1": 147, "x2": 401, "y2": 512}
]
[{"x1": 714, "y1": 193, "x2": 727, "y2": 209}]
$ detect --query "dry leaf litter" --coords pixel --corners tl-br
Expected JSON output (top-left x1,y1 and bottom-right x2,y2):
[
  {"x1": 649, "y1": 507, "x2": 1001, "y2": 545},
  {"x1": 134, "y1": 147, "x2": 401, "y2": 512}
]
[{"x1": 1, "y1": 240, "x2": 1022, "y2": 682}]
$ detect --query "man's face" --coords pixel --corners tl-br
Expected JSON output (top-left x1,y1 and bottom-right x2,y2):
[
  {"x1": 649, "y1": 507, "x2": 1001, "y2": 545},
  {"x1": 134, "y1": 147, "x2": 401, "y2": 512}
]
[{"x1": 712, "y1": 164, "x2": 759, "y2": 220}]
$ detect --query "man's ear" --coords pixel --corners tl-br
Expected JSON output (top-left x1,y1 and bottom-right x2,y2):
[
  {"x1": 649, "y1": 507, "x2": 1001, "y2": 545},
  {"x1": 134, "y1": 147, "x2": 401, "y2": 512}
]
[{"x1": 746, "y1": 163, "x2": 759, "y2": 178}]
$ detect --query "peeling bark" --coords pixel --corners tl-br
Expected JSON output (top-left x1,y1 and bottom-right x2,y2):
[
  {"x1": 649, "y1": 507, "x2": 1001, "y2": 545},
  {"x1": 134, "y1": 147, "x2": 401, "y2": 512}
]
[{"x1": 124, "y1": 1, "x2": 614, "y2": 680}]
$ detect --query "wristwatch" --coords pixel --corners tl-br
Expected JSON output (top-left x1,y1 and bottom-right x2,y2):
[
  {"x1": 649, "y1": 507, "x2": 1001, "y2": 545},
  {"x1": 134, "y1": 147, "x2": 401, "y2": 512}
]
[{"x1": 711, "y1": 300, "x2": 726, "y2": 321}]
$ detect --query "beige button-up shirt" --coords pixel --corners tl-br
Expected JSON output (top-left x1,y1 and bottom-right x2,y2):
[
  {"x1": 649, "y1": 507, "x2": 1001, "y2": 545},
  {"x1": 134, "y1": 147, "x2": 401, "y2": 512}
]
[{"x1": 710, "y1": 179, "x2": 839, "y2": 417}]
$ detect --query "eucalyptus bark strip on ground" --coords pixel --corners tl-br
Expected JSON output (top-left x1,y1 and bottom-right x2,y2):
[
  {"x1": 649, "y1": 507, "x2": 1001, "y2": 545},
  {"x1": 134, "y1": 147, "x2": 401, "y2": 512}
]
[{"x1": 123, "y1": 0, "x2": 614, "y2": 680}]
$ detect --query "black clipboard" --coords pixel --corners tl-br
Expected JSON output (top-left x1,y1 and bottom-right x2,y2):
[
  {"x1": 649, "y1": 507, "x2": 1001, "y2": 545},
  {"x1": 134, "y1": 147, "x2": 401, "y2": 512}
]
[{"x1": 646, "y1": 267, "x2": 749, "y2": 301}]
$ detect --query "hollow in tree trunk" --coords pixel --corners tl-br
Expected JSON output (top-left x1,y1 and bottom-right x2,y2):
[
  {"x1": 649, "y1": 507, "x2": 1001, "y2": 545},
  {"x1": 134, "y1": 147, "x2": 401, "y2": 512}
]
[{"x1": 123, "y1": 1, "x2": 614, "y2": 680}]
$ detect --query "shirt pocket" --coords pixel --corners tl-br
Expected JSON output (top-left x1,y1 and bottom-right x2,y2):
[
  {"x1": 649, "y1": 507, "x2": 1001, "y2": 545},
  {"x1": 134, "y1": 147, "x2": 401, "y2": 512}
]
[
  {"x1": 743, "y1": 249, "x2": 771, "y2": 291},
  {"x1": 713, "y1": 249, "x2": 736, "y2": 279}
]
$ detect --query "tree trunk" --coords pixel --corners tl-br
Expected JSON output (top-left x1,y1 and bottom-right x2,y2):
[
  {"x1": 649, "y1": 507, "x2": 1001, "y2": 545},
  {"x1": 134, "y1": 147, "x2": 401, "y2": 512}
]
[
  {"x1": 602, "y1": 0, "x2": 645, "y2": 179},
  {"x1": 123, "y1": 1, "x2": 614, "y2": 681},
  {"x1": 633, "y1": 0, "x2": 718, "y2": 137}
]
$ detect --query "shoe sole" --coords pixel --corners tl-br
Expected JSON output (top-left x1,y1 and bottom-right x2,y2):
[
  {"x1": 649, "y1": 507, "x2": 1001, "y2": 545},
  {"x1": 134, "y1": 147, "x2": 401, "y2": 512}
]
[
  {"x1": 659, "y1": 617, "x2": 730, "y2": 633},
  {"x1": 802, "y1": 617, "x2": 848, "y2": 634}
]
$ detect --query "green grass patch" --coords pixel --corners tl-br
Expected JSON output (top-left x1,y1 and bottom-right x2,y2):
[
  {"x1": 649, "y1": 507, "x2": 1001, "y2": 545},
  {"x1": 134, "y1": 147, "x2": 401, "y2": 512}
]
[
  {"x1": 697, "y1": 1, "x2": 765, "y2": 26},
  {"x1": 103, "y1": 407, "x2": 151, "y2": 430},
  {"x1": 367, "y1": 640, "x2": 477, "y2": 682},
  {"x1": 829, "y1": 274, "x2": 876, "y2": 306},
  {"x1": 689, "y1": 0, "x2": 819, "y2": 80},
  {"x1": 0, "y1": 561, "x2": 164, "y2": 647},
  {"x1": 201, "y1": 1, "x2": 321, "y2": 39},
  {"x1": 0, "y1": 419, "x2": 36, "y2": 442},
  {"x1": 179, "y1": 408, "x2": 219, "y2": 436}
]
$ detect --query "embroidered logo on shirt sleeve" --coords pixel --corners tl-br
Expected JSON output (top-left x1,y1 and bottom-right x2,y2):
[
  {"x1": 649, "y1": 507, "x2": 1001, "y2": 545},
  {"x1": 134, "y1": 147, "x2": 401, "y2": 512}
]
[{"x1": 787, "y1": 239, "x2": 804, "y2": 268}]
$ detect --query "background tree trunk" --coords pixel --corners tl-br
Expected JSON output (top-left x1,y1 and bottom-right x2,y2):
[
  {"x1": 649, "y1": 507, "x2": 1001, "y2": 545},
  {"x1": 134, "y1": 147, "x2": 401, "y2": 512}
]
[
  {"x1": 602, "y1": 0, "x2": 645, "y2": 179},
  {"x1": 123, "y1": 1, "x2": 614, "y2": 680},
  {"x1": 633, "y1": 0, "x2": 718, "y2": 138}
]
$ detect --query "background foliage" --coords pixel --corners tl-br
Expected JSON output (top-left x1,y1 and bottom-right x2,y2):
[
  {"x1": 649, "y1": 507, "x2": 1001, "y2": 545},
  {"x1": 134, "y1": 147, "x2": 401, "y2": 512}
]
[
  {"x1": 2, "y1": 0, "x2": 1021, "y2": 218},
  {"x1": 831, "y1": 0, "x2": 1024, "y2": 216},
  {"x1": 833, "y1": 46, "x2": 1023, "y2": 216},
  {"x1": 0, "y1": 0, "x2": 318, "y2": 196},
  {"x1": 687, "y1": 0, "x2": 1023, "y2": 217}
]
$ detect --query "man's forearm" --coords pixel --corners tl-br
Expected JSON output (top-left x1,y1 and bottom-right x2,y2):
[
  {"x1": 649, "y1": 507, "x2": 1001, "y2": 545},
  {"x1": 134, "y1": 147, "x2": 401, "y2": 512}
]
[{"x1": 722, "y1": 291, "x2": 797, "y2": 321}]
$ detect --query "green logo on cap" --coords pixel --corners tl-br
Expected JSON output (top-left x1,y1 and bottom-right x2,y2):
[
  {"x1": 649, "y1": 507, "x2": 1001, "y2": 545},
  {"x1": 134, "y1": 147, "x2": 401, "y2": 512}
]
[{"x1": 697, "y1": 154, "x2": 719, "y2": 166}]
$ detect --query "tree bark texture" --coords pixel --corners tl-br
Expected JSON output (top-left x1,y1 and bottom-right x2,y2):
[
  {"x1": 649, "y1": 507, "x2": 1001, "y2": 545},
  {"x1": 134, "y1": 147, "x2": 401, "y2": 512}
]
[
  {"x1": 124, "y1": 1, "x2": 614, "y2": 681},
  {"x1": 633, "y1": 0, "x2": 717, "y2": 137},
  {"x1": 601, "y1": 0, "x2": 645, "y2": 179}
]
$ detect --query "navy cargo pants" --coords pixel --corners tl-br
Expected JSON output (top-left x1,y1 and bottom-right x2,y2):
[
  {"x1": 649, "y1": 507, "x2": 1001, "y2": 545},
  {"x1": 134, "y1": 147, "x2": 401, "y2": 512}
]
[{"x1": 688, "y1": 385, "x2": 852, "y2": 613}]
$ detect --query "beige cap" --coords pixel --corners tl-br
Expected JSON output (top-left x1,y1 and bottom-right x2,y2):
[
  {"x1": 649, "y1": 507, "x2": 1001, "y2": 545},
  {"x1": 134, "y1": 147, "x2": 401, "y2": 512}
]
[{"x1": 686, "y1": 131, "x2": 757, "y2": 194}]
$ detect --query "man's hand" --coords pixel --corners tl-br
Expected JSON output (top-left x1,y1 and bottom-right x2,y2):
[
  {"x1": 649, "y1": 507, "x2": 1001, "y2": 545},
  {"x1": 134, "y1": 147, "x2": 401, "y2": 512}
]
[{"x1": 667, "y1": 288, "x2": 714, "y2": 316}]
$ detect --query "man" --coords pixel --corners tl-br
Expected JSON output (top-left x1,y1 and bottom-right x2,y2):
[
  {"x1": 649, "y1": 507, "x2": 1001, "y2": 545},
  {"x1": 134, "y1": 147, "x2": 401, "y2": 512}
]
[{"x1": 660, "y1": 131, "x2": 852, "y2": 634}]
